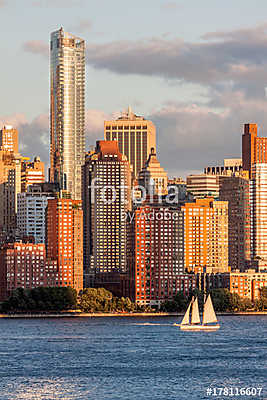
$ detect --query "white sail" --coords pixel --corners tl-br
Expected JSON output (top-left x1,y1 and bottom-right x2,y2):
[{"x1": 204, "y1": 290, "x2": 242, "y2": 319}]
[
  {"x1": 180, "y1": 299, "x2": 192, "y2": 325},
  {"x1": 203, "y1": 294, "x2": 218, "y2": 324},
  {"x1": 191, "y1": 297, "x2": 201, "y2": 324}
]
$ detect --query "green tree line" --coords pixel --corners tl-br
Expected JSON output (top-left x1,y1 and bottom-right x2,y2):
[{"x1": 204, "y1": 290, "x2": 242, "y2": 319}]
[
  {"x1": 0, "y1": 287, "x2": 140, "y2": 313},
  {"x1": 1, "y1": 287, "x2": 266, "y2": 313},
  {"x1": 160, "y1": 288, "x2": 267, "y2": 312}
]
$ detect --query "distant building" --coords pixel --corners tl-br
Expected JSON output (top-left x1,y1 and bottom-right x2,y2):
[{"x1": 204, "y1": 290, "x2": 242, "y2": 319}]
[
  {"x1": 138, "y1": 148, "x2": 168, "y2": 196},
  {"x1": 230, "y1": 269, "x2": 267, "y2": 301},
  {"x1": 0, "y1": 125, "x2": 18, "y2": 153},
  {"x1": 204, "y1": 158, "x2": 243, "y2": 175},
  {"x1": 17, "y1": 187, "x2": 55, "y2": 244},
  {"x1": 182, "y1": 198, "x2": 229, "y2": 273},
  {"x1": 50, "y1": 27, "x2": 85, "y2": 200},
  {"x1": 104, "y1": 107, "x2": 156, "y2": 178},
  {"x1": 0, "y1": 125, "x2": 21, "y2": 237},
  {"x1": 46, "y1": 198, "x2": 83, "y2": 293},
  {"x1": 196, "y1": 272, "x2": 230, "y2": 292},
  {"x1": 21, "y1": 157, "x2": 45, "y2": 192},
  {"x1": 186, "y1": 174, "x2": 219, "y2": 199},
  {"x1": 168, "y1": 177, "x2": 187, "y2": 203},
  {"x1": 82, "y1": 141, "x2": 131, "y2": 282},
  {"x1": 219, "y1": 175, "x2": 250, "y2": 270},
  {"x1": 242, "y1": 123, "x2": 267, "y2": 177},
  {"x1": 0, "y1": 243, "x2": 58, "y2": 301}
]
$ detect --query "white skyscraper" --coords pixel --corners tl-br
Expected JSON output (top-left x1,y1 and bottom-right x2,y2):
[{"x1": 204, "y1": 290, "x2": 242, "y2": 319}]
[
  {"x1": 250, "y1": 163, "x2": 267, "y2": 260},
  {"x1": 17, "y1": 190, "x2": 55, "y2": 244},
  {"x1": 50, "y1": 27, "x2": 85, "y2": 200}
]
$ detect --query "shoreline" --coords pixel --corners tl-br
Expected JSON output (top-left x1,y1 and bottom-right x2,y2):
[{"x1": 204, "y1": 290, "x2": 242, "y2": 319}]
[{"x1": 0, "y1": 311, "x2": 267, "y2": 318}]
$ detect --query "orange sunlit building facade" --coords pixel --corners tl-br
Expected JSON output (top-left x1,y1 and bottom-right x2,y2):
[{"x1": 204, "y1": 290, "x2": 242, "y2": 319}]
[
  {"x1": 0, "y1": 125, "x2": 18, "y2": 153},
  {"x1": 230, "y1": 269, "x2": 267, "y2": 301},
  {"x1": 46, "y1": 198, "x2": 83, "y2": 293},
  {"x1": 242, "y1": 123, "x2": 267, "y2": 177},
  {"x1": 182, "y1": 198, "x2": 229, "y2": 274}
]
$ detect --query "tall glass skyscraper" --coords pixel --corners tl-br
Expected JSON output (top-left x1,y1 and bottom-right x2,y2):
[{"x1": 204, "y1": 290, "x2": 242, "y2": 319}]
[{"x1": 50, "y1": 27, "x2": 85, "y2": 200}]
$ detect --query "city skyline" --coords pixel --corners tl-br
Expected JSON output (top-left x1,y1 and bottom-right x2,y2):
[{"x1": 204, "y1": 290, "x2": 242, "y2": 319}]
[
  {"x1": 2, "y1": 1, "x2": 267, "y2": 177},
  {"x1": 0, "y1": 4, "x2": 266, "y2": 400}
]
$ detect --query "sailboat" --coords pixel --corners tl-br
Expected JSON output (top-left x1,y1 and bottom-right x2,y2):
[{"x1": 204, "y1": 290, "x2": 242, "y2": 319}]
[{"x1": 174, "y1": 294, "x2": 220, "y2": 331}]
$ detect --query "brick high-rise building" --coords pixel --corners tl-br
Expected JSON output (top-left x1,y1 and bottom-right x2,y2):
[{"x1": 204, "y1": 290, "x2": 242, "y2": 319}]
[
  {"x1": 46, "y1": 198, "x2": 83, "y2": 293},
  {"x1": 133, "y1": 205, "x2": 194, "y2": 307},
  {"x1": 82, "y1": 141, "x2": 131, "y2": 281},
  {"x1": 230, "y1": 269, "x2": 267, "y2": 301},
  {"x1": 182, "y1": 198, "x2": 229, "y2": 273},
  {"x1": 219, "y1": 174, "x2": 250, "y2": 270},
  {"x1": 50, "y1": 28, "x2": 85, "y2": 200},
  {"x1": 242, "y1": 123, "x2": 267, "y2": 177},
  {"x1": 21, "y1": 157, "x2": 45, "y2": 192},
  {"x1": 104, "y1": 107, "x2": 156, "y2": 178},
  {"x1": 0, "y1": 243, "x2": 57, "y2": 301}
]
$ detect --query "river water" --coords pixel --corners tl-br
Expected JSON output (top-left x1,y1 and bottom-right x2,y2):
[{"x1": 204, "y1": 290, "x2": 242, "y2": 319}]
[{"x1": 0, "y1": 316, "x2": 266, "y2": 399}]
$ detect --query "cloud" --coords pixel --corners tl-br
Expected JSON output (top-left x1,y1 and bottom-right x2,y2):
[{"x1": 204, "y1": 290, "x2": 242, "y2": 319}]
[
  {"x1": 161, "y1": 1, "x2": 179, "y2": 11},
  {"x1": 0, "y1": 0, "x2": 5, "y2": 7},
  {"x1": 84, "y1": 23, "x2": 267, "y2": 97},
  {"x1": 22, "y1": 23, "x2": 267, "y2": 98},
  {"x1": 69, "y1": 19, "x2": 92, "y2": 33},
  {"x1": 23, "y1": 40, "x2": 49, "y2": 58},
  {"x1": 32, "y1": 0, "x2": 84, "y2": 7},
  {"x1": 149, "y1": 91, "x2": 267, "y2": 177},
  {"x1": 85, "y1": 109, "x2": 122, "y2": 147},
  {"x1": 0, "y1": 113, "x2": 50, "y2": 176}
]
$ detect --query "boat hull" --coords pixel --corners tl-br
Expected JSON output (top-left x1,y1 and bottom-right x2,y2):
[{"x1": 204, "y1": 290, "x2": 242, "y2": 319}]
[{"x1": 180, "y1": 324, "x2": 220, "y2": 331}]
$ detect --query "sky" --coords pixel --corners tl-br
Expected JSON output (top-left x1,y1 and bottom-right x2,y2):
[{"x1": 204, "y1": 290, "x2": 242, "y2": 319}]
[{"x1": 1, "y1": 0, "x2": 267, "y2": 177}]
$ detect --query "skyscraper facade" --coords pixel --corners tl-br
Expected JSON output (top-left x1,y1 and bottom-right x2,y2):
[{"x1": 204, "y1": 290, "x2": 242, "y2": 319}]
[
  {"x1": 104, "y1": 107, "x2": 156, "y2": 178},
  {"x1": 50, "y1": 27, "x2": 85, "y2": 200},
  {"x1": 250, "y1": 163, "x2": 267, "y2": 261},
  {"x1": 133, "y1": 205, "x2": 190, "y2": 307},
  {"x1": 242, "y1": 123, "x2": 267, "y2": 177},
  {"x1": 46, "y1": 198, "x2": 83, "y2": 293},
  {"x1": 219, "y1": 175, "x2": 250, "y2": 270},
  {"x1": 0, "y1": 125, "x2": 21, "y2": 237},
  {"x1": 182, "y1": 198, "x2": 229, "y2": 273},
  {"x1": 82, "y1": 141, "x2": 131, "y2": 277},
  {"x1": 0, "y1": 125, "x2": 18, "y2": 153},
  {"x1": 17, "y1": 188, "x2": 55, "y2": 244}
]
